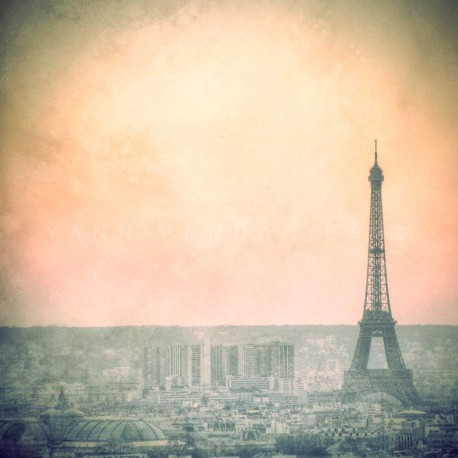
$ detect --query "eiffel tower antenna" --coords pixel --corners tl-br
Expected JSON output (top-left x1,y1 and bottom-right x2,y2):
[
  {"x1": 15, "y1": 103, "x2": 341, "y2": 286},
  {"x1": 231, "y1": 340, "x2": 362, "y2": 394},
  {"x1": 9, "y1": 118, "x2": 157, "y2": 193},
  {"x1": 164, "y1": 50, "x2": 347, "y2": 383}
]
[{"x1": 341, "y1": 142, "x2": 421, "y2": 407}]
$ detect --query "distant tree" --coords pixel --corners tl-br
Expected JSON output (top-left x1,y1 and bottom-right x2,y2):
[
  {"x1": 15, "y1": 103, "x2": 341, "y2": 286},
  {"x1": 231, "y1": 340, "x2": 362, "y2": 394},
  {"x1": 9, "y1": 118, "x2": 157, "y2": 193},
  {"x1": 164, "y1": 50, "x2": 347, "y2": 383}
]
[
  {"x1": 275, "y1": 433, "x2": 330, "y2": 456},
  {"x1": 168, "y1": 433, "x2": 194, "y2": 457},
  {"x1": 147, "y1": 447, "x2": 169, "y2": 458},
  {"x1": 192, "y1": 446, "x2": 210, "y2": 458},
  {"x1": 201, "y1": 394, "x2": 209, "y2": 407},
  {"x1": 339, "y1": 436, "x2": 373, "y2": 455},
  {"x1": 237, "y1": 445, "x2": 265, "y2": 457}
]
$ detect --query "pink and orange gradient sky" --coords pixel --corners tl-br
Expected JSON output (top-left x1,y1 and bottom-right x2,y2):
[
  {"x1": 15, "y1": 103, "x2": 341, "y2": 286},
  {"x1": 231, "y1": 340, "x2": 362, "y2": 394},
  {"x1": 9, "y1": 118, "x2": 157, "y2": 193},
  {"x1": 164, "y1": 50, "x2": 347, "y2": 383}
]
[{"x1": 0, "y1": 0, "x2": 457, "y2": 326}]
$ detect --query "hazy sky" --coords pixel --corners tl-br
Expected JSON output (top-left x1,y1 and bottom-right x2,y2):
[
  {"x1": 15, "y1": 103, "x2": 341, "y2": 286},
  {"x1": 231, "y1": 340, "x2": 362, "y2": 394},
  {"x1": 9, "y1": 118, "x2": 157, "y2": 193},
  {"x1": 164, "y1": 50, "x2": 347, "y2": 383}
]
[{"x1": 0, "y1": 0, "x2": 457, "y2": 326}]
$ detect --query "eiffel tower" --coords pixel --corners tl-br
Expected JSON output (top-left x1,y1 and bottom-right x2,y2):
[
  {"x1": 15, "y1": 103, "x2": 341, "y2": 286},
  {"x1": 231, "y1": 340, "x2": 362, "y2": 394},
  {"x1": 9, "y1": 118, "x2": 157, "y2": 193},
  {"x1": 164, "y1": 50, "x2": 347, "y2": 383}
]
[{"x1": 341, "y1": 141, "x2": 421, "y2": 407}]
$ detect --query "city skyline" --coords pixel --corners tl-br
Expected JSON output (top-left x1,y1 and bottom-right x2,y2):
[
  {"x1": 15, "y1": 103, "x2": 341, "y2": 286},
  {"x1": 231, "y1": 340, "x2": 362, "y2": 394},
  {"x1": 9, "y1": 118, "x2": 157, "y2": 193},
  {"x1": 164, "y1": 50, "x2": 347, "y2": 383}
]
[
  {"x1": 2, "y1": 323, "x2": 456, "y2": 456},
  {"x1": 0, "y1": 0, "x2": 457, "y2": 327},
  {"x1": 143, "y1": 341, "x2": 295, "y2": 390}
]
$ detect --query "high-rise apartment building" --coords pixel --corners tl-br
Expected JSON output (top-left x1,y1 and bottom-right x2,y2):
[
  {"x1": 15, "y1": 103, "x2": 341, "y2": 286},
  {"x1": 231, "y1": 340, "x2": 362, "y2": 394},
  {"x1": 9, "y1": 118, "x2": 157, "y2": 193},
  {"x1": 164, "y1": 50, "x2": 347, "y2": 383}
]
[
  {"x1": 278, "y1": 343, "x2": 294, "y2": 378},
  {"x1": 166, "y1": 344, "x2": 203, "y2": 387},
  {"x1": 241, "y1": 344, "x2": 256, "y2": 377},
  {"x1": 211, "y1": 345, "x2": 239, "y2": 386},
  {"x1": 259, "y1": 342, "x2": 294, "y2": 379},
  {"x1": 189, "y1": 345, "x2": 202, "y2": 386},
  {"x1": 167, "y1": 345, "x2": 187, "y2": 382},
  {"x1": 212, "y1": 342, "x2": 294, "y2": 385},
  {"x1": 143, "y1": 346, "x2": 162, "y2": 388}
]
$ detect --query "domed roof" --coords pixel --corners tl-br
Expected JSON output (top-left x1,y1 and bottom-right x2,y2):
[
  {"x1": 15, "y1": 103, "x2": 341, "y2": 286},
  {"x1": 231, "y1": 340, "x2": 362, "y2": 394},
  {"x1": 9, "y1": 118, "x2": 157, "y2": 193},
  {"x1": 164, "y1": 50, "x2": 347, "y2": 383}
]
[
  {"x1": 0, "y1": 420, "x2": 50, "y2": 445},
  {"x1": 64, "y1": 419, "x2": 166, "y2": 443}
]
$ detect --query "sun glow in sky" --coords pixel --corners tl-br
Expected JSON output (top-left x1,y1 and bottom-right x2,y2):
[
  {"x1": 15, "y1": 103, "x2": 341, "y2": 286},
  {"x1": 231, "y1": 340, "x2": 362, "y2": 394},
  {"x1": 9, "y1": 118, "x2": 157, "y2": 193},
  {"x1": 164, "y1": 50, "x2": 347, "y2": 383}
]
[{"x1": 0, "y1": 0, "x2": 457, "y2": 326}]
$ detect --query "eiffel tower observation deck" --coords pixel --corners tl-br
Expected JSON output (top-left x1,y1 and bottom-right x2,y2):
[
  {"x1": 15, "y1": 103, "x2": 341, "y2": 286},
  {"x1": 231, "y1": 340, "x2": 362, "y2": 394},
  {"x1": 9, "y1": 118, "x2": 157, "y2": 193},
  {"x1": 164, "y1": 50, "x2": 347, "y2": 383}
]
[{"x1": 341, "y1": 141, "x2": 421, "y2": 407}]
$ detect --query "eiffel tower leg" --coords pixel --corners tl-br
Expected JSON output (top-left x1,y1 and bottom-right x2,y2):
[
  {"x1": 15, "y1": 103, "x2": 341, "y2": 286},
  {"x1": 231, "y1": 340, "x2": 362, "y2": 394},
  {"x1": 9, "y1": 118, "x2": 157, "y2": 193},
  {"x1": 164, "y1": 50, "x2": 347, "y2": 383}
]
[
  {"x1": 351, "y1": 327, "x2": 372, "y2": 370},
  {"x1": 382, "y1": 326, "x2": 405, "y2": 370}
]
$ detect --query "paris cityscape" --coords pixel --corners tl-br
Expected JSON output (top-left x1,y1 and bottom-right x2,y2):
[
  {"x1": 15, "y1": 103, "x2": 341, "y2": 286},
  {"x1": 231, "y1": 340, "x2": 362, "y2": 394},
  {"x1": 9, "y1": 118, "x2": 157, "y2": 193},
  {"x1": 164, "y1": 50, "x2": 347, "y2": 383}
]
[
  {"x1": 1, "y1": 0, "x2": 458, "y2": 457},
  {"x1": 1, "y1": 323, "x2": 458, "y2": 457},
  {"x1": 1, "y1": 151, "x2": 457, "y2": 456}
]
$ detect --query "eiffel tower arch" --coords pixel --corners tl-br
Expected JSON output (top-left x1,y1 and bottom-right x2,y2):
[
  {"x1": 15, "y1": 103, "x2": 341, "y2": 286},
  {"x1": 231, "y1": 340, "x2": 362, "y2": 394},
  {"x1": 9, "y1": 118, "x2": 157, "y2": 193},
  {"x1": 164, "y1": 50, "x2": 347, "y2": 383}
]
[{"x1": 341, "y1": 141, "x2": 421, "y2": 407}]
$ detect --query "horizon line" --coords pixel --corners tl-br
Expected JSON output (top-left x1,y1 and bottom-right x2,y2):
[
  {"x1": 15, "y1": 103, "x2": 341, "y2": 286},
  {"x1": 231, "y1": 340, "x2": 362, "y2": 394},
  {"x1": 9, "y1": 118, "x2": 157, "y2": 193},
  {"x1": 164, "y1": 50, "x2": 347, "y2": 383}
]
[{"x1": 0, "y1": 323, "x2": 456, "y2": 329}]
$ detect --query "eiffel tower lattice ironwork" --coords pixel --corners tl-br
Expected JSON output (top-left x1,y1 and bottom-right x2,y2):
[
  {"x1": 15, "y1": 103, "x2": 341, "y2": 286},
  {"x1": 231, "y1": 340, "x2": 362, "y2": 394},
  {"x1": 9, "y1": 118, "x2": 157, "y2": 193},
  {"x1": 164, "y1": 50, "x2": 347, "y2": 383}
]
[{"x1": 341, "y1": 141, "x2": 421, "y2": 407}]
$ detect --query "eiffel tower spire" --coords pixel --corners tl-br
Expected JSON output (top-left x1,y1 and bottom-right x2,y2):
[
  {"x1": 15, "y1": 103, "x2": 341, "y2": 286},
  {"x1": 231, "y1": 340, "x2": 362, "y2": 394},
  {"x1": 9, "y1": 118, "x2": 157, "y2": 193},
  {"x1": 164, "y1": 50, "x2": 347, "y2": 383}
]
[
  {"x1": 341, "y1": 141, "x2": 421, "y2": 407},
  {"x1": 364, "y1": 140, "x2": 391, "y2": 320}
]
